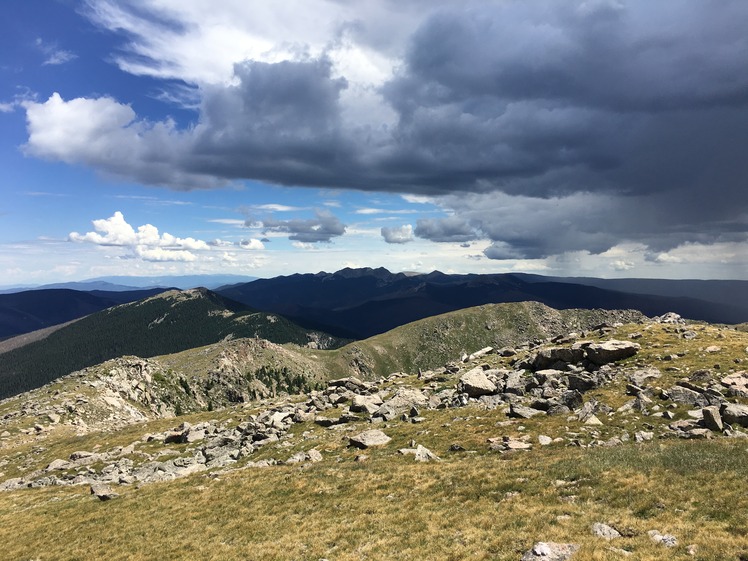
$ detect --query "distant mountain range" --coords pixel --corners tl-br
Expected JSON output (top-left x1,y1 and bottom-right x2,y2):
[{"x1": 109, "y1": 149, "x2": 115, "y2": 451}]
[
  {"x1": 217, "y1": 268, "x2": 748, "y2": 338},
  {"x1": 0, "y1": 287, "x2": 170, "y2": 340},
  {"x1": 1, "y1": 268, "x2": 746, "y2": 346},
  {"x1": 0, "y1": 274, "x2": 258, "y2": 294}
]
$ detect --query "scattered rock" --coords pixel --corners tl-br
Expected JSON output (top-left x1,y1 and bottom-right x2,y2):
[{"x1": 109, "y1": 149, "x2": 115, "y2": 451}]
[
  {"x1": 702, "y1": 406, "x2": 723, "y2": 432},
  {"x1": 458, "y1": 367, "x2": 497, "y2": 397},
  {"x1": 307, "y1": 449, "x2": 323, "y2": 463},
  {"x1": 592, "y1": 522, "x2": 621, "y2": 540},
  {"x1": 465, "y1": 347, "x2": 493, "y2": 362},
  {"x1": 509, "y1": 404, "x2": 544, "y2": 419},
  {"x1": 648, "y1": 530, "x2": 677, "y2": 548},
  {"x1": 348, "y1": 430, "x2": 392, "y2": 449},
  {"x1": 521, "y1": 541, "x2": 579, "y2": 560},
  {"x1": 585, "y1": 341, "x2": 640, "y2": 365},
  {"x1": 721, "y1": 403, "x2": 748, "y2": 428},
  {"x1": 90, "y1": 483, "x2": 118, "y2": 501},
  {"x1": 665, "y1": 385, "x2": 707, "y2": 407},
  {"x1": 45, "y1": 459, "x2": 71, "y2": 472}
]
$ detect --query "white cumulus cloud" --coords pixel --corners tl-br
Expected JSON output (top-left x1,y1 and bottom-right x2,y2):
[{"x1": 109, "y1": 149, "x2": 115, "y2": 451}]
[
  {"x1": 239, "y1": 239, "x2": 265, "y2": 250},
  {"x1": 381, "y1": 224, "x2": 414, "y2": 244},
  {"x1": 69, "y1": 211, "x2": 210, "y2": 262}
]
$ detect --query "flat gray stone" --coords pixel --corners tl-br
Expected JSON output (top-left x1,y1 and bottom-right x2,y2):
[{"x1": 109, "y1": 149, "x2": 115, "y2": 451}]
[
  {"x1": 509, "y1": 403, "x2": 544, "y2": 419},
  {"x1": 586, "y1": 340, "x2": 640, "y2": 365},
  {"x1": 349, "y1": 429, "x2": 392, "y2": 449}
]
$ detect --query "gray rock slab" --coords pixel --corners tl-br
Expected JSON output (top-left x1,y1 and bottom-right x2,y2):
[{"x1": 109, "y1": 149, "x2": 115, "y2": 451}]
[
  {"x1": 586, "y1": 341, "x2": 640, "y2": 365},
  {"x1": 349, "y1": 430, "x2": 392, "y2": 449}
]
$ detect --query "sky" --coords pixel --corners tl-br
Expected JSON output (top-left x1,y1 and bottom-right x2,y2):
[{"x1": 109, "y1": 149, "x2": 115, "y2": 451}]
[{"x1": 1, "y1": 0, "x2": 747, "y2": 285}]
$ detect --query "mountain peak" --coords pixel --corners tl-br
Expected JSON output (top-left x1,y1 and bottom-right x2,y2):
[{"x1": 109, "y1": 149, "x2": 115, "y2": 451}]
[{"x1": 332, "y1": 267, "x2": 395, "y2": 279}]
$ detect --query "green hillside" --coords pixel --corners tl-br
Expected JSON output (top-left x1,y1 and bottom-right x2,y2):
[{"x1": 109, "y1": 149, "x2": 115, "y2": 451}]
[
  {"x1": 320, "y1": 301, "x2": 647, "y2": 379},
  {"x1": 0, "y1": 288, "x2": 344, "y2": 399}
]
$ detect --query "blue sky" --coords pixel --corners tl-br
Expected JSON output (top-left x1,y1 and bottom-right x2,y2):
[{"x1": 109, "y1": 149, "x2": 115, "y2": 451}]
[{"x1": 1, "y1": 0, "x2": 747, "y2": 285}]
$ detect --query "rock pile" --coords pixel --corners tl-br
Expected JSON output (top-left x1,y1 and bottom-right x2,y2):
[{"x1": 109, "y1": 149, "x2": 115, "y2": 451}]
[{"x1": 2, "y1": 320, "x2": 748, "y2": 507}]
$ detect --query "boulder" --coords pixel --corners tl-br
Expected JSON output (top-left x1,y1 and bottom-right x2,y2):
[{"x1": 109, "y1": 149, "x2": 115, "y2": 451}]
[
  {"x1": 90, "y1": 483, "x2": 118, "y2": 501},
  {"x1": 665, "y1": 386, "x2": 707, "y2": 407},
  {"x1": 349, "y1": 430, "x2": 392, "y2": 449},
  {"x1": 350, "y1": 394, "x2": 384, "y2": 414},
  {"x1": 46, "y1": 459, "x2": 71, "y2": 472},
  {"x1": 381, "y1": 388, "x2": 429, "y2": 413},
  {"x1": 458, "y1": 367, "x2": 497, "y2": 398},
  {"x1": 521, "y1": 542, "x2": 579, "y2": 560},
  {"x1": 532, "y1": 347, "x2": 585, "y2": 370},
  {"x1": 592, "y1": 523, "x2": 621, "y2": 540},
  {"x1": 701, "y1": 406, "x2": 723, "y2": 432},
  {"x1": 509, "y1": 404, "x2": 544, "y2": 419},
  {"x1": 721, "y1": 403, "x2": 748, "y2": 428},
  {"x1": 627, "y1": 368, "x2": 661, "y2": 387},
  {"x1": 585, "y1": 341, "x2": 640, "y2": 365},
  {"x1": 721, "y1": 372, "x2": 748, "y2": 397},
  {"x1": 465, "y1": 347, "x2": 493, "y2": 362}
]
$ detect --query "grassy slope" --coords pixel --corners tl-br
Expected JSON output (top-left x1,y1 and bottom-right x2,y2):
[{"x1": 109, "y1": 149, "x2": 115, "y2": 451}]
[
  {"x1": 1, "y1": 438, "x2": 746, "y2": 561},
  {"x1": 0, "y1": 319, "x2": 747, "y2": 559},
  {"x1": 319, "y1": 301, "x2": 646, "y2": 378}
]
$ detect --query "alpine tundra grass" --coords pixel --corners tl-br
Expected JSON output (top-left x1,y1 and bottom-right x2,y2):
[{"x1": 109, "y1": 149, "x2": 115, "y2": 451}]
[{"x1": 0, "y1": 305, "x2": 747, "y2": 560}]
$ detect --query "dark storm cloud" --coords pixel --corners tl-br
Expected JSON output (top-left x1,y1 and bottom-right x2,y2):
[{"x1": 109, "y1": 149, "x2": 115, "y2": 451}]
[
  {"x1": 25, "y1": 1, "x2": 748, "y2": 260},
  {"x1": 188, "y1": 57, "x2": 356, "y2": 188},
  {"x1": 260, "y1": 210, "x2": 346, "y2": 243},
  {"x1": 414, "y1": 216, "x2": 478, "y2": 243},
  {"x1": 381, "y1": 1, "x2": 748, "y2": 198}
]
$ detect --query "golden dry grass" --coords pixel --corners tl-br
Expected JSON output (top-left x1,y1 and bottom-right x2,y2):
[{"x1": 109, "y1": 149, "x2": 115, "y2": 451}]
[
  {"x1": 1, "y1": 410, "x2": 748, "y2": 561},
  {"x1": 0, "y1": 318, "x2": 747, "y2": 560}
]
